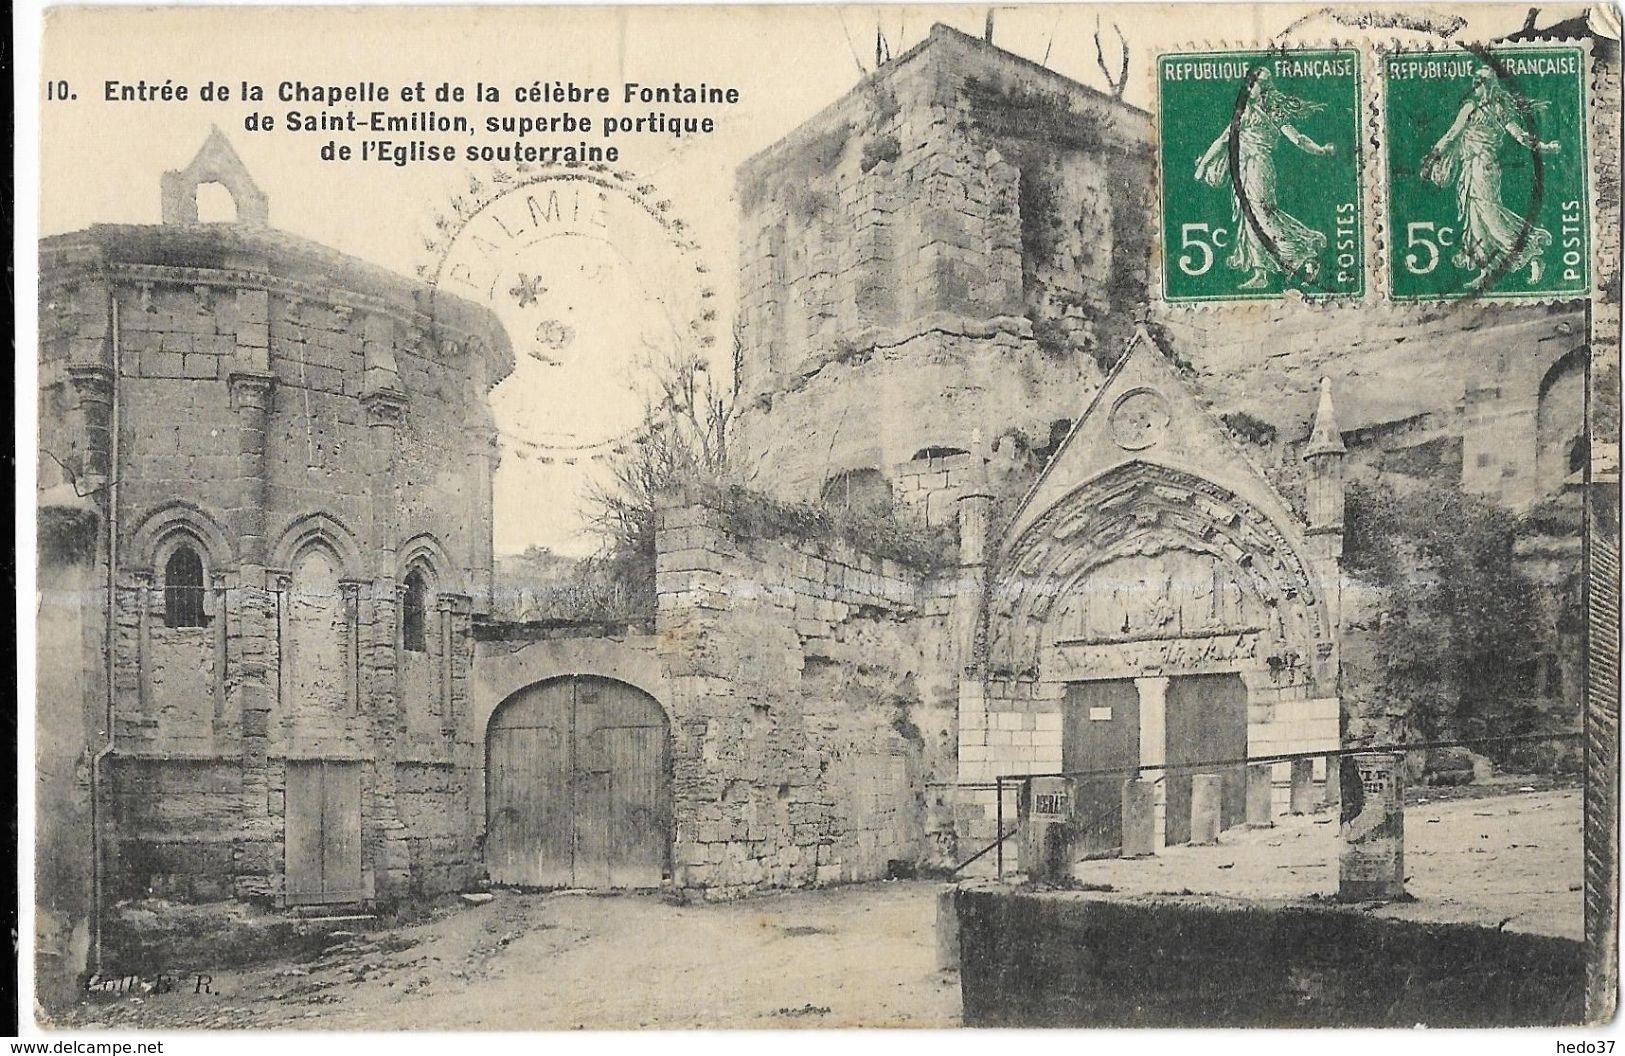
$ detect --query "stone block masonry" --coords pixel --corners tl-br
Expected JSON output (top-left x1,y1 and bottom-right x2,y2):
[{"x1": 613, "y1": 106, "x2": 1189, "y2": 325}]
[
  {"x1": 654, "y1": 495, "x2": 960, "y2": 896},
  {"x1": 956, "y1": 885, "x2": 1584, "y2": 1027}
]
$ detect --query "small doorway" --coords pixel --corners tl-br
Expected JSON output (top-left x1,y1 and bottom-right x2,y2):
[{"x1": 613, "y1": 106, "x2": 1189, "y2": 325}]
[
  {"x1": 1062, "y1": 679, "x2": 1141, "y2": 858},
  {"x1": 1163, "y1": 673, "x2": 1248, "y2": 845},
  {"x1": 485, "y1": 675, "x2": 671, "y2": 888},
  {"x1": 284, "y1": 760, "x2": 364, "y2": 905}
]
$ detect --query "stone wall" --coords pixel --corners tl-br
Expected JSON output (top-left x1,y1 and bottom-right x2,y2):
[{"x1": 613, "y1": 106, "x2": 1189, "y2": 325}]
[
  {"x1": 654, "y1": 497, "x2": 961, "y2": 894},
  {"x1": 1152, "y1": 301, "x2": 1587, "y2": 514},
  {"x1": 954, "y1": 885, "x2": 1585, "y2": 1027}
]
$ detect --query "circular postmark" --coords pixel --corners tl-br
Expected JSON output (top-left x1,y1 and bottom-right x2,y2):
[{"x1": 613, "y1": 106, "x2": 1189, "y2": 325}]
[{"x1": 419, "y1": 163, "x2": 715, "y2": 451}]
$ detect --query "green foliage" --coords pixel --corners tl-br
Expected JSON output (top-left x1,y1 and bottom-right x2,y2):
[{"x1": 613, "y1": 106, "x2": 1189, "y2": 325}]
[
  {"x1": 1220, "y1": 411, "x2": 1278, "y2": 446},
  {"x1": 1343, "y1": 480, "x2": 1543, "y2": 751},
  {"x1": 691, "y1": 481, "x2": 956, "y2": 570},
  {"x1": 859, "y1": 134, "x2": 901, "y2": 173}
]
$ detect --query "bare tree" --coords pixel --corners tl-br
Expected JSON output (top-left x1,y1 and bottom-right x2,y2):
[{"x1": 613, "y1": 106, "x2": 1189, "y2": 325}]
[
  {"x1": 1094, "y1": 17, "x2": 1130, "y2": 100},
  {"x1": 584, "y1": 327, "x2": 749, "y2": 608}
]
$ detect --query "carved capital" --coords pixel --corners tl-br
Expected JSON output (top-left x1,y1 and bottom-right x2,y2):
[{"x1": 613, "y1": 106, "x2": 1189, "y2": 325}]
[
  {"x1": 66, "y1": 364, "x2": 114, "y2": 402},
  {"x1": 361, "y1": 387, "x2": 409, "y2": 425},
  {"x1": 228, "y1": 369, "x2": 275, "y2": 411}
]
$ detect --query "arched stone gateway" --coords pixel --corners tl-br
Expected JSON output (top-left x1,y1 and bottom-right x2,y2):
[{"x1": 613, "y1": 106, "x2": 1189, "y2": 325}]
[{"x1": 485, "y1": 675, "x2": 672, "y2": 889}]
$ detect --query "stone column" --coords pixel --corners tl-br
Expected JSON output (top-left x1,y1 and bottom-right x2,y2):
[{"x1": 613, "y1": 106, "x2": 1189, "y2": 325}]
[
  {"x1": 465, "y1": 425, "x2": 499, "y2": 615},
  {"x1": 954, "y1": 443, "x2": 995, "y2": 848},
  {"x1": 1303, "y1": 376, "x2": 1347, "y2": 694},
  {"x1": 360, "y1": 315, "x2": 407, "y2": 581},
  {"x1": 228, "y1": 370, "x2": 274, "y2": 558},
  {"x1": 1339, "y1": 752, "x2": 1405, "y2": 901},
  {"x1": 225, "y1": 290, "x2": 278, "y2": 900},
  {"x1": 954, "y1": 467, "x2": 993, "y2": 671},
  {"x1": 66, "y1": 365, "x2": 115, "y2": 491},
  {"x1": 361, "y1": 319, "x2": 407, "y2": 740},
  {"x1": 1135, "y1": 676, "x2": 1169, "y2": 849}
]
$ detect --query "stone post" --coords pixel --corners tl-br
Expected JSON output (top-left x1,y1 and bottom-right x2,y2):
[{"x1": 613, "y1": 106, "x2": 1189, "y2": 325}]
[
  {"x1": 1339, "y1": 752, "x2": 1406, "y2": 901},
  {"x1": 1245, "y1": 763, "x2": 1274, "y2": 827},
  {"x1": 1289, "y1": 758, "x2": 1316, "y2": 814},
  {"x1": 1189, "y1": 774, "x2": 1223, "y2": 846},
  {"x1": 1120, "y1": 779, "x2": 1156, "y2": 857},
  {"x1": 1018, "y1": 776, "x2": 1075, "y2": 884},
  {"x1": 1321, "y1": 754, "x2": 1343, "y2": 812},
  {"x1": 934, "y1": 885, "x2": 960, "y2": 971}
]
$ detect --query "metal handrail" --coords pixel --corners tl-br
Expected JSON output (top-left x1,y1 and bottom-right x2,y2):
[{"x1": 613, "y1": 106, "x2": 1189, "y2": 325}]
[
  {"x1": 990, "y1": 730, "x2": 1582, "y2": 878},
  {"x1": 951, "y1": 827, "x2": 1018, "y2": 875}
]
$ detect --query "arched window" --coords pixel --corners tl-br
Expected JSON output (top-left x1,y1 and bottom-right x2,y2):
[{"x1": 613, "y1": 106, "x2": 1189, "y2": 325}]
[
  {"x1": 820, "y1": 467, "x2": 894, "y2": 516},
  {"x1": 164, "y1": 545, "x2": 208, "y2": 628},
  {"x1": 402, "y1": 570, "x2": 429, "y2": 653}
]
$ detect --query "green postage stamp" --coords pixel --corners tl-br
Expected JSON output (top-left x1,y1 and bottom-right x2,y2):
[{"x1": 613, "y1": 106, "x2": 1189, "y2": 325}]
[
  {"x1": 1158, "y1": 49, "x2": 1364, "y2": 303},
  {"x1": 1382, "y1": 45, "x2": 1591, "y2": 300}
]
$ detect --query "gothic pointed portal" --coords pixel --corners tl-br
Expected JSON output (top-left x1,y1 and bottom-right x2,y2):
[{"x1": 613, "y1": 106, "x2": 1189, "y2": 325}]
[
  {"x1": 985, "y1": 323, "x2": 1338, "y2": 697},
  {"x1": 977, "y1": 327, "x2": 1341, "y2": 852},
  {"x1": 160, "y1": 126, "x2": 270, "y2": 226}
]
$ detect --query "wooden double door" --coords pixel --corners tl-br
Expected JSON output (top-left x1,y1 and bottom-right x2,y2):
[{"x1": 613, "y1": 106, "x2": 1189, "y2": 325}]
[
  {"x1": 1062, "y1": 672, "x2": 1249, "y2": 852},
  {"x1": 485, "y1": 676, "x2": 671, "y2": 889},
  {"x1": 285, "y1": 760, "x2": 364, "y2": 905}
]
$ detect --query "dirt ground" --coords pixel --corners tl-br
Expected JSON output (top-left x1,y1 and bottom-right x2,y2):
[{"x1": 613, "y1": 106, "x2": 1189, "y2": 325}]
[
  {"x1": 1071, "y1": 783, "x2": 1583, "y2": 938},
  {"x1": 53, "y1": 880, "x2": 961, "y2": 1031},
  {"x1": 48, "y1": 783, "x2": 1582, "y2": 1032}
]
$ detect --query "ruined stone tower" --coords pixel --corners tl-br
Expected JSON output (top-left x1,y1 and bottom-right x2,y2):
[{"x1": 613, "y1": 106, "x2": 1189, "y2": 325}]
[{"x1": 734, "y1": 24, "x2": 1155, "y2": 525}]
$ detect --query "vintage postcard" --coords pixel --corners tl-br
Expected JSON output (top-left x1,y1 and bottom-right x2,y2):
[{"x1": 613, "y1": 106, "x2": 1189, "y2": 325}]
[{"x1": 19, "y1": 0, "x2": 1624, "y2": 1042}]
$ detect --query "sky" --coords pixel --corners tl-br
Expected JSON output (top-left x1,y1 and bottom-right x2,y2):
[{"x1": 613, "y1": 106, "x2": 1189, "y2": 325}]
[{"x1": 37, "y1": 2, "x2": 1571, "y2": 556}]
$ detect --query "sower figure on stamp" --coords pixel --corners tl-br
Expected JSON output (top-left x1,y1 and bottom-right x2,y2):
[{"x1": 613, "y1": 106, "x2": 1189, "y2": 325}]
[
  {"x1": 1421, "y1": 66, "x2": 1561, "y2": 287},
  {"x1": 1195, "y1": 69, "x2": 1336, "y2": 290}
]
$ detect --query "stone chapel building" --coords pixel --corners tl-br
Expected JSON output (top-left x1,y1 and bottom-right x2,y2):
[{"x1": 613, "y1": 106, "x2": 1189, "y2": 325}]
[{"x1": 37, "y1": 131, "x2": 512, "y2": 994}]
